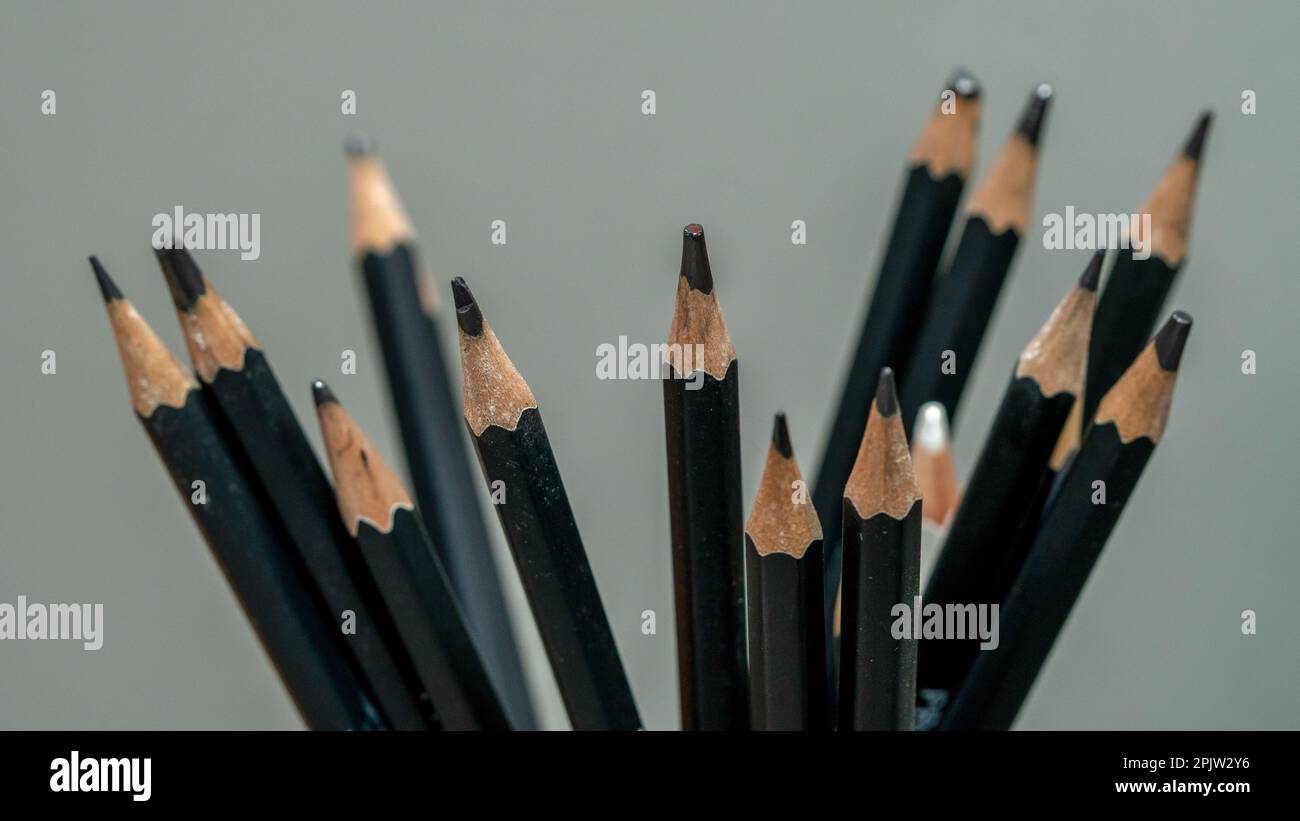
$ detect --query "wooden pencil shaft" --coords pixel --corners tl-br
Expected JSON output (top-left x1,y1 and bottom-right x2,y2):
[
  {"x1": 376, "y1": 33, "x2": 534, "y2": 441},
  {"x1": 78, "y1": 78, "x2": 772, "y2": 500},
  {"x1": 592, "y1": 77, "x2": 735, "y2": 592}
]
[
  {"x1": 203, "y1": 350, "x2": 432, "y2": 730},
  {"x1": 839, "y1": 502, "x2": 921, "y2": 730},
  {"x1": 143, "y1": 392, "x2": 384, "y2": 730},
  {"x1": 942, "y1": 425, "x2": 1155, "y2": 730},
  {"x1": 899, "y1": 218, "x2": 1021, "y2": 430},
  {"x1": 360, "y1": 245, "x2": 535, "y2": 728},
  {"x1": 746, "y1": 539, "x2": 827, "y2": 730},
  {"x1": 1084, "y1": 250, "x2": 1178, "y2": 421},
  {"x1": 919, "y1": 375, "x2": 1074, "y2": 698},
  {"x1": 355, "y1": 510, "x2": 511, "y2": 730},
  {"x1": 663, "y1": 367, "x2": 749, "y2": 730},
  {"x1": 816, "y1": 167, "x2": 964, "y2": 627},
  {"x1": 473, "y1": 408, "x2": 641, "y2": 730}
]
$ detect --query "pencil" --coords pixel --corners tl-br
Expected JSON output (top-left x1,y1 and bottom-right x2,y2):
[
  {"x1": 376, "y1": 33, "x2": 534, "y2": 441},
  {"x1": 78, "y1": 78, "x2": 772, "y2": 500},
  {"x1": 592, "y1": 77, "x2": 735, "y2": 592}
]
[
  {"x1": 745, "y1": 413, "x2": 826, "y2": 731},
  {"x1": 943, "y1": 311, "x2": 1192, "y2": 730},
  {"x1": 91, "y1": 257, "x2": 384, "y2": 730},
  {"x1": 814, "y1": 72, "x2": 980, "y2": 625},
  {"x1": 838, "y1": 369, "x2": 921, "y2": 731},
  {"x1": 347, "y1": 138, "x2": 535, "y2": 728},
  {"x1": 453, "y1": 277, "x2": 641, "y2": 731},
  {"x1": 917, "y1": 251, "x2": 1099, "y2": 721},
  {"x1": 153, "y1": 247, "x2": 432, "y2": 730},
  {"x1": 313, "y1": 380, "x2": 511, "y2": 730},
  {"x1": 1082, "y1": 112, "x2": 1211, "y2": 422},
  {"x1": 661, "y1": 224, "x2": 749, "y2": 730},
  {"x1": 898, "y1": 83, "x2": 1053, "y2": 431}
]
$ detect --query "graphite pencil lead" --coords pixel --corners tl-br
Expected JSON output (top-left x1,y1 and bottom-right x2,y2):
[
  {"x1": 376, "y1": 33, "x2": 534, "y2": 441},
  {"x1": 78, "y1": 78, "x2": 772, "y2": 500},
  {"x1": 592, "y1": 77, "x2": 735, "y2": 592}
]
[
  {"x1": 912, "y1": 402, "x2": 958, "y2": 528},
  {"x1": 771, "y1": 412, "x2": 793, "y2": 458},
  {"x1": 156, "y1": 247, "x2": 206, "y2": 310},
  {"x1": 1153, "y1": 310, "x2": 1193, "y2": 372},
  {"x1": 946, "y1": 68, "x2": 980, "y2": 99},
  {"x1": 680, "y1": 224, "x2": 714, "y2": 294},
  {"x1": 348, "y1": 143, "x2": 415, "y2": 255},
  {"x1": 344, "y1": 133, "x2": 377, "y2": 158},
  {"x1": 315, "y1": 384, "x2": 414, "y2": 536},
  {"x1": 1016, "y1": 83, "x2": 1054, "y2": 147},
  {"x1": 89, "y1": 256, "x2": 123, "y2": 303},
  {"x1": 1079, "y1": 250, "x2": 1104, "y2": 291},
  {"x1": 312, "y1": 378, "x2": 339, "y2": 407},
  {"x1": 875, "y1": 367, "x2": 898, "y2": 416},
  {"x1": 846, "y1": 368, "x2": 918, "y2": 520},
  {"x1": 1182, "y1": 111, "x2": 1214, "y2": 162},
  {"x1": 450, "y1": 277, "x2": 484, "y2": 336}
]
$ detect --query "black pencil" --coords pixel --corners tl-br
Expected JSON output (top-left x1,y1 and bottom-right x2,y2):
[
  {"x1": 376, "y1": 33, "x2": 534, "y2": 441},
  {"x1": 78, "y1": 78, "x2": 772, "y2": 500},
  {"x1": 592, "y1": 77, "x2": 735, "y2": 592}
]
[
  {"x1": 814, "y1": 72, "x2": 980, "y2": 626},
  {"x1": 91, "y1": 257, "x2": 384, "y2": 731},
  {"x1": 898, "y1": 83, "x2": 1053, "y2": 431},
  {"x1": 153, "y1": 247, "x2": 432, "y2": 731},
  {"x1": 347, "y1": 139, "x2": 535, "y2": 728},
  {"x1": 661, "y1": 224, "x2": 749, "y2": 731},
  {"x1": 916, "y1": 252, "x2": 1100, "y2": 726},
  {"x1": 745, "y1": 413, "x2": 826, "y2": 731},
  {"x1": 838, "y1": 369, "x2": 921, "y2": 731},
  {"x1": 313, "y1": 380, "x2": 511, "y2": 730},
  {"x1": 452, "y1": 277, "x2": 641, "y2": 731},
  {"x1": 1083, "y1": 113, "x2": 1211, "y2": 423},
  {"x1": 943, "y1": 311, "x2": 1192, "y2": 730}
]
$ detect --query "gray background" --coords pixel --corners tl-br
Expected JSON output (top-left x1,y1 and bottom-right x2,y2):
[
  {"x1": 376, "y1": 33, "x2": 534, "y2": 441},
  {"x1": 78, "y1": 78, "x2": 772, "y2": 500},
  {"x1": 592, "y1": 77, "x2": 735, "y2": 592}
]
[{"x1": 1, "y1": 1, "x2": 1296, "y2": 730}]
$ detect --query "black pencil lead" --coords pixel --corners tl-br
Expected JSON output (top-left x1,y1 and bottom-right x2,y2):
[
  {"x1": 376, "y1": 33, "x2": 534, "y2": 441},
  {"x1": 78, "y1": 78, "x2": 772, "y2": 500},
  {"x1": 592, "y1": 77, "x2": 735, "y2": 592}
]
[
  {"x1": 1016, "y1": 83, "x2": 1054, "y2": 146},
  {"x1": 1153, "y1": 310, "x2": 1193, "y2": 371},
  {"x1": 1182, "y1": 111, "x2": 1213, "y2": 162},
  {"x1": 344, "y1": 133, "x2": 377, "y2": 158},
  {"x1": 89, "y1": 256, "x2": 123, "y2": 303},
  {"x1": 680, "y1": 223, "x2": 714, "y2": 294},
  {"x1": 772, "y1": 412, "x2": 792, "y2": 458},
  {"x1": 946, "y1": 68, "x2": 980, "y2": 99},
  {"x1": 450, "y1": 277, "x2": 484, "y2": 336},
  {"x1": 312, "y1": 379, "x2": 339, "y2": 407},
  {"x1": 1079, "y1": 250, "x2": 1104, "y2": 291},
  {"x1": 155, "y1": 247, "x2": 206, "y2": 310},
  {"x1": 875, "y1": 367, "x2": 898, "y2": 416}
]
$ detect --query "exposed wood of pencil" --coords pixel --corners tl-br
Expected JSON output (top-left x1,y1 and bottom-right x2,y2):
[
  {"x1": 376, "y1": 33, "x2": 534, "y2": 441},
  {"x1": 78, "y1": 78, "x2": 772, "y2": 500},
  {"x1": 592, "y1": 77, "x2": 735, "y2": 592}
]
[
  {"x1": 1083, "y1": 112, "x2": 1211, "y2": 422},
  {"x1": 315, "y1": 382, "x2": 511, "y2": 730},
  {"x1": 815, "y1": 71, "x2": 979, "y2": 641},
  {"x1": 746, "y1": 413, "x2": 826, "y2": 730},
  {"x1": 839, "y1": 369, "x2": 921, "y2": 731},
  {"x1": 916, "y1": 253, "x2": 1099, "y2": 724},
  {"x1": 912, "y1": 402, "x2": 960, "y2": 528},
  {"x1": 154, "y1": 247, "x2": 433, "y2": 730},
  {"x1": 662, "y1": 224, "x2": 749, "y2": 730},
  {"x1": 455, "y1": 278, "x2": 641, "y2": 730},
  {"x1": 898, "y1": 84, "x2": 1052, "y2": 432},
  {"x1": 943, "y1": 311, "x2": 1191, "y2": 730},
  {"x1": 347, "y1": 140, "x2": 536, "y2": 728},
  {"x1": 92, "y1": 257, "x2": 384, "y2": 731}
]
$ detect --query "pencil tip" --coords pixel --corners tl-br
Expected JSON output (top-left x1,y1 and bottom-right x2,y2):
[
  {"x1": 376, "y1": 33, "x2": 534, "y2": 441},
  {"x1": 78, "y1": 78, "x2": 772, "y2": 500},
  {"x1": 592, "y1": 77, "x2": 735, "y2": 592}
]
[
  {"x1": 1016, "y1": 82, "x2": 1053, "y2": 146},
  {"x1": 1079, "y1": 250, "x2": 1104, "y2": 292},
  {"x1": 913, "y1": 402, "x2": 950, "y2": 451},
  {"x1": 1182, "y1": 111, "x2": 1213, "y2": 162},
  {"x1": 154, "y1": 246, "x2": 206, "y2": 310},
  {"x1": 1153, "y1": 310, "x2": 1193, "y2": 372},
  {"x1": 311, "y1": 379, "x2": 339, "y2": 407},
  {"x1": 946, "y1": 68, "x2": 980, "y2": 99},
  {"x1": 875, "y1": 367, "x2": 899, "y2": 416},
  {"x1": 771, "y1": 412, "x2": 793, "y2": 458},
  {"x1": 89, "y1": 256, "x2": 123, "y2": 303},
  {"x1": 680, "y1": 223, "x2": 714, "y2": 294},
  {"x1": 450, "y1": 276, "x2": 485, "y2": 336},
  {"x1": 344, "y1": 134, "x2": 376, "y2": 158}
]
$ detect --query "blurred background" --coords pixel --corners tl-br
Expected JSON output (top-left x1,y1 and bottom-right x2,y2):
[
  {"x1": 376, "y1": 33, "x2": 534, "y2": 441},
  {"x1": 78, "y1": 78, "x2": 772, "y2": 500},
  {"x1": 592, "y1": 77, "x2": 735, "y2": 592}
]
[{"x1": 1, "y1": 1, "x2": 1296, "y2": 729}]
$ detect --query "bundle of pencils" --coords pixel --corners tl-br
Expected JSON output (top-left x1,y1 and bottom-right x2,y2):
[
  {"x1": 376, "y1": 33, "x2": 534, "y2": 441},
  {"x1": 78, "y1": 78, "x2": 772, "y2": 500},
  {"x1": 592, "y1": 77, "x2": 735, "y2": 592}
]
[{"x1": 87, "y1": 69, "x2": 1211, "y2": 731}]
